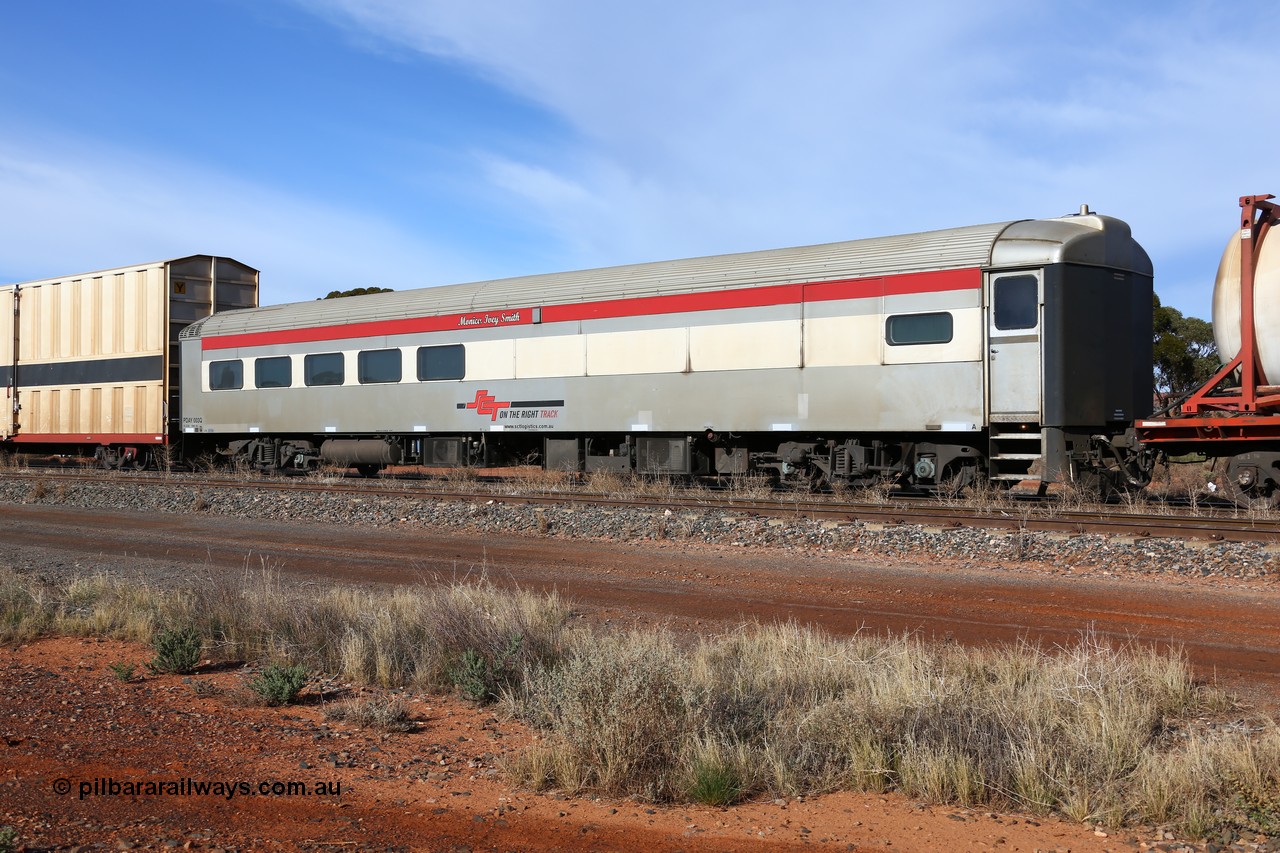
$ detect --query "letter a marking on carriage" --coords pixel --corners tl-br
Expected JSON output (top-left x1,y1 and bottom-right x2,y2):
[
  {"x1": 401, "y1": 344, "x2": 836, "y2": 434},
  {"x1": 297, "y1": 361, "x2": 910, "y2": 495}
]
[{"x1": 466, "y1": 389, "x2": 510, "y2": 421}]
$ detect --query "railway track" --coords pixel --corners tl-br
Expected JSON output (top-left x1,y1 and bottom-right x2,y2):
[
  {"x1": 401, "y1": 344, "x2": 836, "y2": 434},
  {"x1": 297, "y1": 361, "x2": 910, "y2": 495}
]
[{"x1": 6, "y1": 466, "x2": 1280, "y2": 545}]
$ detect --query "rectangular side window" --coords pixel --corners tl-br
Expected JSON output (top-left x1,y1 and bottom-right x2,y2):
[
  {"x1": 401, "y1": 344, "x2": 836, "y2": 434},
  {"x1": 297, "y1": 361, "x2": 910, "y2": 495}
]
[
  {"x1": 209, "y1": 359, "x2": 243, "y2": 390},
  {"x1": 417, "y1": 344, "x2": 465, "y2": 381},
  {"x1": 994, "y1": 275, "x2": 1039, "y2": 330},
  {"x1": 254, "y1": 356, "x2": 292, "y2": 389},
  {"x1": 304, "y1": 353, "x2": 344, "y2": 387},
  {"x1": 358, "y1": 349, "x2": 402, "y2": 384},
  {"x1": 885, "y1": 312, "x2": 953, "y2": 346}
]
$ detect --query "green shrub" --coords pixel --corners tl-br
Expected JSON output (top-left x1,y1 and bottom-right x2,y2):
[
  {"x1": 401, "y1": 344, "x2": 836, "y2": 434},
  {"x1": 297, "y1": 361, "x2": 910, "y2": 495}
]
[
  {"x1": 685, "y1": 753, "x2": 746, "y2": 806},
  {"x1": 447, "y1": 649, "x2": 491, "y2": 702},
  {"x1": 148, "y1": 626, "x2": 202, "y2": 674},
  {"x1": 107, "y1": 661, "x2": 136, "y2": 682},
  {"x1": 447, "y1": 634, "x2": 524, "y2": 703},
  {"x1": 247, "y1": 663, "x2": 309, "y2": 706},
  {"x1": 0, "y1": 825, "x2": 18, "y2": 853}
]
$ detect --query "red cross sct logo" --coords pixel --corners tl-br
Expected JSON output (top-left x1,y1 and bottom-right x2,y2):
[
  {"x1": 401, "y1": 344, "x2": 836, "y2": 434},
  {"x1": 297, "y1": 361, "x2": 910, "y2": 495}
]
[{"x1": 465, "y1": 389, "x2": 511, "y2": 421}]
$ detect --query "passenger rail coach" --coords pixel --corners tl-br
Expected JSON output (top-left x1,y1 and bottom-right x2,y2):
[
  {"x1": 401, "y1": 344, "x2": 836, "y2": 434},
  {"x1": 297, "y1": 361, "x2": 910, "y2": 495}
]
[{"x1": 169, "y1": 207, "x2": 1153, "y2": 492}]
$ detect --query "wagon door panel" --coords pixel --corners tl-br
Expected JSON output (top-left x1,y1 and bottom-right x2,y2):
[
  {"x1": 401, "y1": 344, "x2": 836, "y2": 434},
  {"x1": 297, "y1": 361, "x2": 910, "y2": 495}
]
[{"x1": 986, "y1": 272, "x2": 1042, "y2": 420}]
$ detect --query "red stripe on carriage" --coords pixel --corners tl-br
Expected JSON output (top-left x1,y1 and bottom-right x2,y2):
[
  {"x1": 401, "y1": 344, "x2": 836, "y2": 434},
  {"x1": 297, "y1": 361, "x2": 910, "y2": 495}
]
[
  {"x1": 202, "y1": 267, "x2": 979, "y2": 351},
  {"x1": 203, "y1": 308, "x2": 536, "y2": 351}
]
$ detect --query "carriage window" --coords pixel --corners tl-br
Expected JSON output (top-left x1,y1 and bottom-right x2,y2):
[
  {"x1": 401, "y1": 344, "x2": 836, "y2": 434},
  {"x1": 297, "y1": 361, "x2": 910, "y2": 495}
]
[
  {"x1": 994, "y1": 275, "x2": 1039, "y2": 330},
  {"x1": 254, "y1": 356, "x2": 292, "y2": 389},
  {"x1": 358, "y1": 349, "x2": 402, "y2": 384},
  {"x1": 885, "y1": 312, "x2": 953, "y2": 346},
  {"x1": 208, "y1": 359, "x2": 243, "y2": 390},
  {"x1": 304, "y1": 353, "x2": 344, "y2": 386},
  {"x1": 417, "y1": 344, "x2": 465, "y2": 381}
]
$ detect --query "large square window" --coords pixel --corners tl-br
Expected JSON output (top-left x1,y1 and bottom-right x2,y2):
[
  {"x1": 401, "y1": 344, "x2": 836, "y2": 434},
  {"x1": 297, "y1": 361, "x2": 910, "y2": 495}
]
[
  {"x1": 254, "y1": 356, "x2": 292, "y2": 388},
  {"x1": 304, "y1": 353, "x2": 344, "y2": 386},
  {"x1": 359, "y1": 349, "x2": 402, "y2": 384},
  {"x1": 417, "y1": 344, "x2": 465, "y2": 381},
  {"x1": 208, "y1": 359, "x2": 243, "y2": 390}
]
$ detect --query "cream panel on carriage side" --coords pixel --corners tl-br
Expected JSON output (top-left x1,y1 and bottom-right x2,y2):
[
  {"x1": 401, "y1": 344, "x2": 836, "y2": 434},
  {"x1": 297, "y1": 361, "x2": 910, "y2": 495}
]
[
  {"x1": 462, "y1": 338, "x2": 516, "y2": 381},
  {"x1": 586, "y1": 328, "x2": 687, "y2": 376},
  {"x1": 689, "y1": 319, "x2": 802, "y2": 372},
  {"x1": 804, "y1": 314, "x2": 882, "y2": 367},
  {"x1": 515, "y1": 334, "x2": 587, "y2": 379}
]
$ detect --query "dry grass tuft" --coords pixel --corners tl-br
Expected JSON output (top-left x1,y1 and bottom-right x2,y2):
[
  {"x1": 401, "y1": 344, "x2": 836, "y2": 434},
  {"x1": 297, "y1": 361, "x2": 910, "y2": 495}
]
[
  {"x1": 845, "y1": 476, "x2": 898, "y2": 505},
  {"x1": 506, "y1": 630, "x2": 688, "y2": 800},
  {"x1": 186, "y1": 566, "x2": 571, "y2": 691},
  {"x1": 722, "y1": 473, "x2": 776, "y2": 501},
  {"x1": 0, "y1": 566, "x2": 55, "y2": 643},
  {"x1": 324, "y1": 694, "x2": 414, "y2": 732},
  {"x1": 583, "y1": 471, "x2": 629, "y2": 497},
  {"x1": 0, "y1": 563, "x2": 571, "y2": 693},
  {"x1": 505, "y1": 623, "x2": 1278, "y2": 836},
  {"x1": 503, "y1": 467, "x2": 577, "y2": 494},
  {"x1": 305, "y1": 461, "x2": 350, "y2": 484}
]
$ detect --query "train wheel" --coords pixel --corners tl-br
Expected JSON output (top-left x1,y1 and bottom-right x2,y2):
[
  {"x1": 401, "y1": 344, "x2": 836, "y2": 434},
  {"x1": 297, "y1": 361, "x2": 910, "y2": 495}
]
[
  {"x1": 1221, "y1": 475, "x2": 1280, "y2": 510},
  {"x1": 354, "y1": 464, "x2": 382, "y2": 478},
  {"x1": 935, "y1": 462, "x2": 978, "y2": 498},
  {"x1": 1221, "y1": 479, "x2": 1280, "y2": 510},
  {"x1": 1223, "y1": 453, "x2": 1280, "y2": 510}
]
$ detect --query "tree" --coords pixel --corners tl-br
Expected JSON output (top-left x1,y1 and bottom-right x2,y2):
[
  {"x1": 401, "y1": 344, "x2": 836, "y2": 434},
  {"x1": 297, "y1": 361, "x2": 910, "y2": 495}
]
[
  {"x1": 1153, "y1": 293, "x2": 1217, "y2": 405},
  {"x1": 320, "y1": 286, "x2": 394, "y2": 299}
]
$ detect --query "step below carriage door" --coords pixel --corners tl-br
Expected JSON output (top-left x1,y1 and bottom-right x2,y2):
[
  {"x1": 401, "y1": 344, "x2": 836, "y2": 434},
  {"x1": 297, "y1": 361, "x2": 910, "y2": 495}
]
[{"x1": 986, "y1": 271, "x2": 1042, "y2": 421}]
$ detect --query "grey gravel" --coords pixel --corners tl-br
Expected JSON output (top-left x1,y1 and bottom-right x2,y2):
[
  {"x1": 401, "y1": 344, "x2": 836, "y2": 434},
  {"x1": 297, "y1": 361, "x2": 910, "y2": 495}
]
[{"x1": 1, "y1": 475, "x2": 1276, "y2": 582}]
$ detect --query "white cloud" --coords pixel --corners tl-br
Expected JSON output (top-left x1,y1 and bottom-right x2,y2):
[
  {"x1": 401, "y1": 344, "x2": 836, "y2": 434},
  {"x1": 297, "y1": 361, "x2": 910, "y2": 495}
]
[
  {"x1": 0, "y1": 134, "x2": 473, "y2": 304},
  {"x1": 302, "y1": 0, "x2": 1279, "y2": 318},
  {"x1": 392, "y1": 4, "x2": 1067, "y2": 273},
  {"x1": 481, "y1": 156, "x2": 598, "y2": 214}
]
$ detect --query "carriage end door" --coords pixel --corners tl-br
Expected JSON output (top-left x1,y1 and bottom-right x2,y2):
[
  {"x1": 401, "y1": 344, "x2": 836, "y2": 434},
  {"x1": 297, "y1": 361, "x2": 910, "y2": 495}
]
[{"x1": 986, "y1": 272, "x2": 1042, "y2": 421}]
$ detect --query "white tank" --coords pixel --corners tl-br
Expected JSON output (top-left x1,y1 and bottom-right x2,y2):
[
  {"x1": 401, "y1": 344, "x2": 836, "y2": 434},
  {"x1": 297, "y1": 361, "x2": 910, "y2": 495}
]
[{"x1": 1212, "y1": 227, "x2": 1280, "y2": 381}]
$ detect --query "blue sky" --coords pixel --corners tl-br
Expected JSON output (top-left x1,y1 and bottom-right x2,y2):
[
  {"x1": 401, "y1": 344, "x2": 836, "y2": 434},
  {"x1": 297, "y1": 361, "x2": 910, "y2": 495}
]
[{"x1": 1, "y1": 1, "x2": 1276, "y2": 320}]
